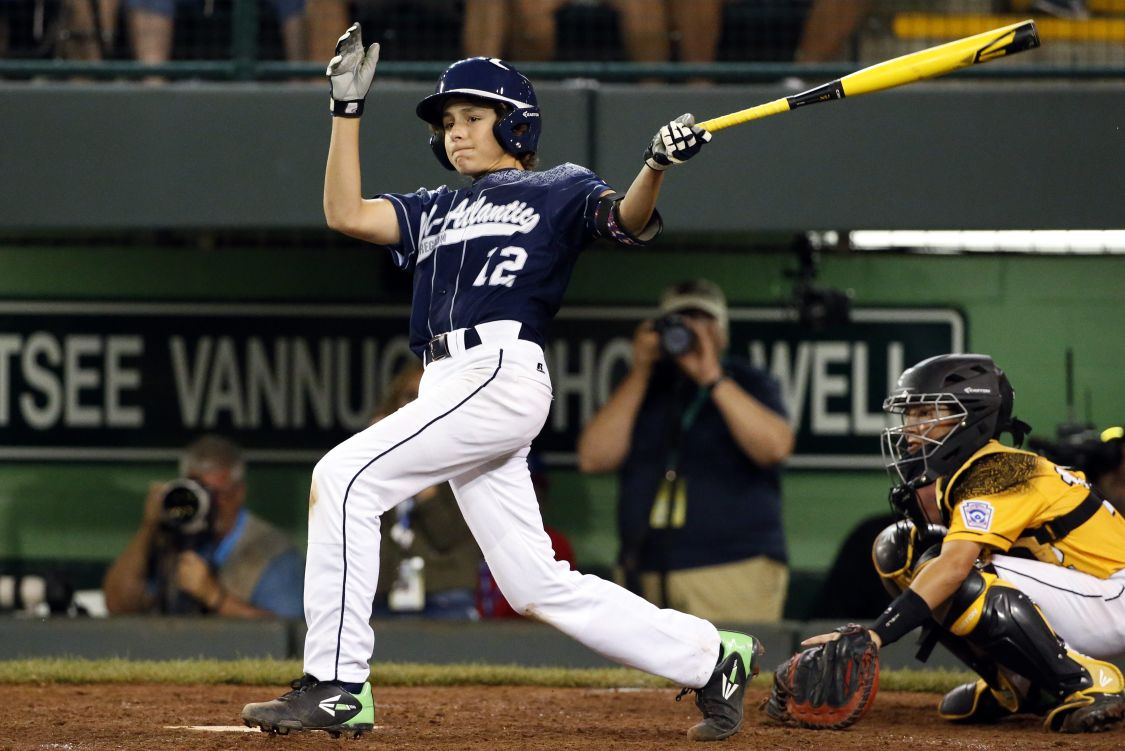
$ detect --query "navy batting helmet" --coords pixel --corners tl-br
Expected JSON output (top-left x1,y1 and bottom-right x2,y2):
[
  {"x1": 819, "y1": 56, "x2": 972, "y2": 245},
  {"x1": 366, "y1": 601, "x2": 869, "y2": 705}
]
[{"x1": 416, "y1": 57, "x2": 541, "y2": 171}]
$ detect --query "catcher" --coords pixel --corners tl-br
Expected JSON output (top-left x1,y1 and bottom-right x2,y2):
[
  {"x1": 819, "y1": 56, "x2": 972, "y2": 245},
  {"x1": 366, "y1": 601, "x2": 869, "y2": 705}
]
[{"x1": 769, "y1": 354, "x2": 1125, "y2": 733}]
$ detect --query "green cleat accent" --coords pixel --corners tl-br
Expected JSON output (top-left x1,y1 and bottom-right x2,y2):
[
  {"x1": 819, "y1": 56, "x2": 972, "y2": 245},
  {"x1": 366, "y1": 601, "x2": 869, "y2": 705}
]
[
  {"x1": 717, "y1": 631, "x2": 763, "y2": 680},
  {"x1": 241, "y1": 675, "x2": 375, "y2": 737},
  {"x1": 680, "y1": 631, "x2": 765, "y2": 742}
]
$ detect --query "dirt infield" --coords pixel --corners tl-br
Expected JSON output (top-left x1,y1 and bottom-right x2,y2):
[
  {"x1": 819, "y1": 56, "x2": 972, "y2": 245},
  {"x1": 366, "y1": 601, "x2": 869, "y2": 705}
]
[{"x1": 3, "y1": 684, "x2": 1123, "y2": 751}]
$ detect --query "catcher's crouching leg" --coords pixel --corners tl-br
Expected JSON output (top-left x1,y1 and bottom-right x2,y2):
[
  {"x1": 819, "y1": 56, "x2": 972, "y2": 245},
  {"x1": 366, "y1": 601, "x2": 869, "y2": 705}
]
[{"x1": 938, "y1": 568, "x2": 1125, "y2": 733}]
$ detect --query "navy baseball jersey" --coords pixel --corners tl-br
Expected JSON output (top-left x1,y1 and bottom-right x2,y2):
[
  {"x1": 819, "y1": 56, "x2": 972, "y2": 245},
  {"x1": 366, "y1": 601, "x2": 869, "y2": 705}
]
[{"x1": 379, "y1": 164, "x2": 615, "y2": 357}]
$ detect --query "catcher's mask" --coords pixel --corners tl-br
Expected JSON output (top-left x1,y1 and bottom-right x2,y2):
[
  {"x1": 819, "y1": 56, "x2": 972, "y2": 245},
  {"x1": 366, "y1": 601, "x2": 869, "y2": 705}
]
[
  {"x1": 881, "y1": 354, "x2": 1031, "y2": 523},
  {"x1": 416, "y1": 57, "x2": 540, "y2": 171}
]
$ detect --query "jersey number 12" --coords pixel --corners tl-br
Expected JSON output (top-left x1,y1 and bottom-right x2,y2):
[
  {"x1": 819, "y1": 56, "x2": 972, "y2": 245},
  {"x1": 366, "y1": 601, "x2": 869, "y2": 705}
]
[{"x1": 473, "y1": 246, "x2": 527, "y2": 288}]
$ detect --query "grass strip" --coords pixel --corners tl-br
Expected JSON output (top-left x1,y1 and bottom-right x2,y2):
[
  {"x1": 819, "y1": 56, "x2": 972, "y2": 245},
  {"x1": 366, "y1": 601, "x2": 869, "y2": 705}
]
[{"x1": 0, "y1": 658, "x2": 973, "y2": 692}]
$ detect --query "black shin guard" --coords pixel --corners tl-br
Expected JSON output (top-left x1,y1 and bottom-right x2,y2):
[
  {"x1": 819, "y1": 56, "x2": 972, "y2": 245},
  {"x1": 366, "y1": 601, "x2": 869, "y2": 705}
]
[{"x1": 942, "y1": 570, "x2": 1090, "y2": 707}]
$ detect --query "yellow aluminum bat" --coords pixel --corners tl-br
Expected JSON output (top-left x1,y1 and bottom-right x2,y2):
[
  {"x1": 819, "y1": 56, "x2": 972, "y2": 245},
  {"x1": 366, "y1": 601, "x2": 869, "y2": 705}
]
[{"x1": 698, "y1": 19, "x2": 1040, "y2": 133}]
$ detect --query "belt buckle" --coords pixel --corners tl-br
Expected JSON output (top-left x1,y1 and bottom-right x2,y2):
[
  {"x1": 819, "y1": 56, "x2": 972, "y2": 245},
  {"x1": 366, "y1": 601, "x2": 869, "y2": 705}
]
[{"x1": 427, "y1": 333, "x2": 451, "y2": 363}]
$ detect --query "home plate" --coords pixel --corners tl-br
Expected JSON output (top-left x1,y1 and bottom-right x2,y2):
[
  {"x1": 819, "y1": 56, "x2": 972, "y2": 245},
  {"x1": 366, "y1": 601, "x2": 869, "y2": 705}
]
[
  {"x1": 165, "y1": 726, "x2": 261, "y2": 733},
  {"x1": 165, "y1": 725, "x2": 382, "y2": 733}
]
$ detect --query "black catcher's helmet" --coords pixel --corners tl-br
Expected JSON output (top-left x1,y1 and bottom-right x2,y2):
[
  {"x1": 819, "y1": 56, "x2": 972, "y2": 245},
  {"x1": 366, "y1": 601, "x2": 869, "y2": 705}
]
[{"x1": 881, "y1": 354, "x2": 1031, "y2": 496}]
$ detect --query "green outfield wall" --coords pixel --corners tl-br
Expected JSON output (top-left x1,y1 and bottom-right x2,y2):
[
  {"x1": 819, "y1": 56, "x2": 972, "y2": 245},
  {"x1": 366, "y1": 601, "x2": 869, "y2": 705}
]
[
  {"x1": 1, "y1": 244, "x2": 1121, "y2": 584},
  {"x1": 1, "y1": 81, "x2": 1122, "y2": 596}
]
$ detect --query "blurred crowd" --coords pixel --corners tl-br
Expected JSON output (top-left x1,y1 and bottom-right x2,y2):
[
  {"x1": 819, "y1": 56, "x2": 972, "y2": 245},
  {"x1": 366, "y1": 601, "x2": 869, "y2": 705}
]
[{"x1": 0, "y1": 0, "x2": 1109, "y2": 76}]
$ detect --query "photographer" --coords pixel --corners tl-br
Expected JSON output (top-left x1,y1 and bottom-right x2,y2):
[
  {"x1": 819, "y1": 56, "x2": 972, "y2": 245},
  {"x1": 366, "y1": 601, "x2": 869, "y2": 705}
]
[
  {"x1": 102, "y1": 435, "x2": 303, "y2": 618},
  {"x1": 578, "y1": 279, "x2": 794, "y2": 623}
]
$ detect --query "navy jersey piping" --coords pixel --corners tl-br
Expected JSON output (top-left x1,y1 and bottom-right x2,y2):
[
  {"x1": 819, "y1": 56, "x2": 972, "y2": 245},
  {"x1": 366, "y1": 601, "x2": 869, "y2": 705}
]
[
  {"x1": 450, "y1": 180, "x2": 511, "y2": 332},
  {"x1": 428, "y1": 228, "x2": 439, "y2": 339},
  {"x1": 451, "y1": 220, "x2": 468, "y2": 332},
  {"x1": 332, "y1": 349, "x2": 506, "y2": 678},
  {"x1": 383, "y1": 193, "x2": 417, "y2": 271}
]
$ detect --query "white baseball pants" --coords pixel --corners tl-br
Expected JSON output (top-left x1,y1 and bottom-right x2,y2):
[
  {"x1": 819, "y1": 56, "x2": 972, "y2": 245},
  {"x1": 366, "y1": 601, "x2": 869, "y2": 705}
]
[
  {"x1": 991, "y1": 553, "x2": 1125, "y2": 659},
  {"x1": 303, "y1": 321, "x2": 720, "y2": 687}
]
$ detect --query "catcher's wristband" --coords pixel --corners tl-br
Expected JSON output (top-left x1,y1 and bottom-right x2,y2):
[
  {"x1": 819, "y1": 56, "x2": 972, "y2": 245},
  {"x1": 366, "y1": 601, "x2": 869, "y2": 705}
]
[
  {"x1": 869, "y1": 587, "x2": 930, "y2": 646},
  {"x1": 330, "y1": 97, "x2": 365, "y2": 118}
]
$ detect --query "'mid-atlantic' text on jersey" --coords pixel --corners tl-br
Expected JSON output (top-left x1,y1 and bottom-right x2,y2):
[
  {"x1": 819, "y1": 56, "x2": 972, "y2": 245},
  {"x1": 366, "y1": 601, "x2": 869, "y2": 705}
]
[{"x1": 379, "y1": 164, "x2": 613, "y2": 356}]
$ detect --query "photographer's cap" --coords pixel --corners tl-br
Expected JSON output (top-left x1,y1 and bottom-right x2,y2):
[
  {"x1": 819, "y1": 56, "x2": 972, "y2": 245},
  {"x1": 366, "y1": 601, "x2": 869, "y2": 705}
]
[{"x1": 659, "y1": 279, "x2": 729, "y2": 333}]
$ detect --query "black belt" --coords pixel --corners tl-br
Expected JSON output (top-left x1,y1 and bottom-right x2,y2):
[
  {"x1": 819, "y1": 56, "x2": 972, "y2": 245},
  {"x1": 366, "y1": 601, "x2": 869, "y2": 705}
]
[
  {"x1": 425, "y1": 327, "x2": 483, "y2": 364},
  {"x1": 423, "y1": 325, "x2": 540, "y2": 365}
]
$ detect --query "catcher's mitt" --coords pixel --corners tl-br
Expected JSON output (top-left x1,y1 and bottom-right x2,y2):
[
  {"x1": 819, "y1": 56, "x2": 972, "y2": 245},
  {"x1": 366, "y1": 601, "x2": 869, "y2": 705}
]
[{"x1": 762, "y1": 624, "x2": 879, "y2": 730}]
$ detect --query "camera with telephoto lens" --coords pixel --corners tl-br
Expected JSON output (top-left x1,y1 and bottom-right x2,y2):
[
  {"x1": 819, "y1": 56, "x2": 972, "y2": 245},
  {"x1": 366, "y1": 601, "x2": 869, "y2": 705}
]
[
  {"x1": 159, "y1": 478, "x2": 217, "y2": 549},
  {"x1": 652, "y1": 313, "x2": 697, "y2": 357}
]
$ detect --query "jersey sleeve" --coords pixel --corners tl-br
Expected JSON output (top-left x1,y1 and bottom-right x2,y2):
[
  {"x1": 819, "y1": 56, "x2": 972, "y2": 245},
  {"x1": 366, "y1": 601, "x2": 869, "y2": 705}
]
[
  {"x1": 376, "y1": 186, "x2": 447, "y2": 271},
  {"x1": 563, "y1": 164, "x2": 663, "y2": 247},
  {"x1": 544, "y1": 164, "x2": 614, "y2": 247},
  {"x1": 945, "y1": 484, "x2": 1045, "y2": 551}
]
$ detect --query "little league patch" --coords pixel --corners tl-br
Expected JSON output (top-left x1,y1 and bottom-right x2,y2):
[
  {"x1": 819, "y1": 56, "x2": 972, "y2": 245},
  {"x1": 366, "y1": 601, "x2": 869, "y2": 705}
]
[{"x1": 960, "y1": 500, "x2": 994, "y2": 531}]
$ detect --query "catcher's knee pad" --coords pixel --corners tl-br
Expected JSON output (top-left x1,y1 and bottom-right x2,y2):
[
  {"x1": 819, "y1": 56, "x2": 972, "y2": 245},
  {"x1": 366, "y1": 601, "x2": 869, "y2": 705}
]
[
  {"x1": 872, "y1": 520, "x2": 947, "y2": 596},
  {"x1": 942, "y1": 570, "x2": 1093, "y2": 705}
]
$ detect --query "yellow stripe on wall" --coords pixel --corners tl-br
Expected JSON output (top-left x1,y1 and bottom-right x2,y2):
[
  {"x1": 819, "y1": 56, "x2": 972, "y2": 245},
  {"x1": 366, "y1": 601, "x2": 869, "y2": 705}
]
[{"x1": 894, "y1": 14, "x2": 1125, "y2": 42}]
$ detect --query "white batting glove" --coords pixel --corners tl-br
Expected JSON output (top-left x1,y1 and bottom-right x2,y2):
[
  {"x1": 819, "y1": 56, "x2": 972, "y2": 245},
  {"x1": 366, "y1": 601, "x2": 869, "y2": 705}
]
[
  {"x1": 643, "y1": 113, "x2": 712, "y2": 171},
  {"x1": 327, "y1": 23, "x2": 380, "y2": 118}
]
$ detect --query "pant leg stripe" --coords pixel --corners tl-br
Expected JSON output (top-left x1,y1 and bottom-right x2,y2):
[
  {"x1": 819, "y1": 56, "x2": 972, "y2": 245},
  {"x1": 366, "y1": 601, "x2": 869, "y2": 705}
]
[
  {"x1": 332, "y1": 350, "x2": 505, "y2": 679},
  {"x1": 993, "y1": 563, "x2": 1110, "y2": 599}
]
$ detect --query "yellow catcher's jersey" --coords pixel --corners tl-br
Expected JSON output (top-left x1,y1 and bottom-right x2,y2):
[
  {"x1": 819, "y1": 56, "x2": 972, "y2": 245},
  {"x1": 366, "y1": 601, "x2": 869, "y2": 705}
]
[{"x1": 940, "y1": 440, "x2": 1125, "y2": 579}]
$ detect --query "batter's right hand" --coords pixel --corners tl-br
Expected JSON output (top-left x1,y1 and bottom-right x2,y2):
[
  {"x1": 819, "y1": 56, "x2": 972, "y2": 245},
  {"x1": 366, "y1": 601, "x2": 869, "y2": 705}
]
[
  {"x1": 643, "y1": 113, "x2": 711, "y2": 171},
  {"x1": 327, "y1": 23, "x2": 380, "y2": 118}
]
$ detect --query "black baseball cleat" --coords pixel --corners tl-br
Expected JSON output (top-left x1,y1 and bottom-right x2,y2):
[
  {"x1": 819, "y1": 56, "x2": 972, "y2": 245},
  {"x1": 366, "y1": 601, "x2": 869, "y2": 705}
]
[
  {"x1": 241, "y1": 674, "x2": 375, "y2": 737},
  {"x1": 1044, "y1": 653, "x2": 1125, "y2": 733},
  {"x1": 678, "y1": 631, "x2": 764, "y2": 741},
  {"x1": 1048, "y1": 691, "x2": 1125, "y2": 733}
]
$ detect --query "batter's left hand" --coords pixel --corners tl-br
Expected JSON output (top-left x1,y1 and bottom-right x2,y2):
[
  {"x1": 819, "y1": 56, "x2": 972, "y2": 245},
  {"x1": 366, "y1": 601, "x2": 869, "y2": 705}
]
[
  {"x1": 327, "y1": 22, "x2": 380, "y2": 118},
  {"x1": 644, "y1": 113, "x2": 712, "y2": 171}
]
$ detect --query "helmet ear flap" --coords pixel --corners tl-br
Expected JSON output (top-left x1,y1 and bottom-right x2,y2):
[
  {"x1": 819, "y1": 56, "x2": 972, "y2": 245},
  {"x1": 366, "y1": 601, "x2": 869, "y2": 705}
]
[
  {"x1": 429, "y1": 133, "x2": 455, "y2": 171},
  {"x1": 494, "y1": 106, "x2": 541, "y2": 156}
]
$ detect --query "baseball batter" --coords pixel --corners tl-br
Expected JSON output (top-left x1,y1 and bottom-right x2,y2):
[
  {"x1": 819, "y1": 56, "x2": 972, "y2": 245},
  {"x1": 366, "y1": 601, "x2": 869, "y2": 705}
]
[
  {"x1": 241, "y1": 23, "x2": 762, "y2": 742},
  {"x1": 807, "y1": 354, "x2": 1125, "y2": 733}
]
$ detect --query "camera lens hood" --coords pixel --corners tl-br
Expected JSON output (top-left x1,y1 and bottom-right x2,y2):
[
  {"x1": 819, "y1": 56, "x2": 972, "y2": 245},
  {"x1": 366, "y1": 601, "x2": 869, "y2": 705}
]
[{"x1": 160, "y1": 478, "x2": 214, "y2": 535}]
